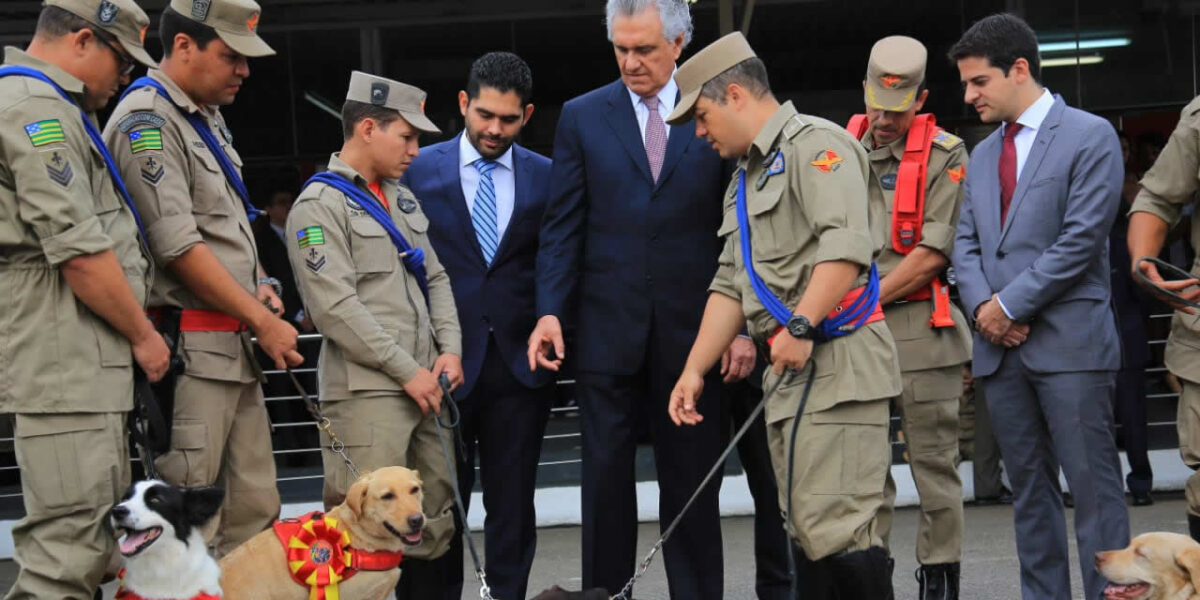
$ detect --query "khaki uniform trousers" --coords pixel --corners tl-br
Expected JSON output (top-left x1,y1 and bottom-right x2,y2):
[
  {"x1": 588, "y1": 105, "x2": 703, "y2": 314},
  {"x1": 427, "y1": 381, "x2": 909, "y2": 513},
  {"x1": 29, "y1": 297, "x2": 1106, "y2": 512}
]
[
  {"x1": 154, "y1": 374, "x2": 281, "y2": 555},
  {"x1": 877, "y1": 364, "x2": 964, "y2": 564},
  {"x1": 6, "y1": 412, "x2": 129, "y2": 600},
  {"x1": 319, "y1": 394, "x2": 456, "y2": 561},
  {"x1": 766, "y1": 380, "x2": 890, "y2": 561},
  {"x1": 1179, "y1": 381, "x2": 1200, "y2": 516}
]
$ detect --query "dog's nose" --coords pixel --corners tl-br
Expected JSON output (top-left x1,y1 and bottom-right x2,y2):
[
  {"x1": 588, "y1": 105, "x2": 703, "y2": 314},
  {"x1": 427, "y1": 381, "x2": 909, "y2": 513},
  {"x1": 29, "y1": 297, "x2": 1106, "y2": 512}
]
[
  {"x1": 110, "y1": 504, "x2": 130, "y2": 521},
  {"x1": 407, "y1": 514, "x2": 424, "y2": 531}
]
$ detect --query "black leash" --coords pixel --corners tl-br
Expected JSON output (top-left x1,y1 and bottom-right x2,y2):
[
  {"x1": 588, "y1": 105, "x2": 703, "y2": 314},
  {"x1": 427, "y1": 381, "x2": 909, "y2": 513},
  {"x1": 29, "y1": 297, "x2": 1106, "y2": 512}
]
[
  {"x1": 783, "y1": 359, "x2": 818, "y2": 600},
  {"x1": 1134, "y1": 256, "x2": 1200, "y2": 312},
  {"x1": 436, "y1": 373, "x2": 494, "y2": 600}
]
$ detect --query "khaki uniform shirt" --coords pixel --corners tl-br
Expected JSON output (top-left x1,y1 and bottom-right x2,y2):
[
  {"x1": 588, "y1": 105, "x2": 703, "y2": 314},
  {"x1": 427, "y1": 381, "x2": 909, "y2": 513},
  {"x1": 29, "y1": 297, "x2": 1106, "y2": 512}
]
[
  {"x1": 710, "y1": 101, "x2": 901, "y2": 422},
  {"x1": 1131, "y1": 95, "x2": 1200, "y2": 381},
  {"x1": 286, "y1": 154, "x2": 461, "y2": 401},
  {"x1": 104, "y1": 68, "x2": 259, "y2": 384},
  {"x1": 0, "y1": 48, "x2": 151, "y2": 412},
  {"x1": 861, "y1": 127, "x2": 972, "y2": 373}
]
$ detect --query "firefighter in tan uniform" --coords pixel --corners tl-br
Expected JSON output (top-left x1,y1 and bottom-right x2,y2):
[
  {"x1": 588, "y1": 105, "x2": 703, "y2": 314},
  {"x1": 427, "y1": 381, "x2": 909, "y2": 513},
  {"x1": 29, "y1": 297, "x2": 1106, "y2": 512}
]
[
  {"x1": 851, "y1": 36, "x2": 972, "y2": 599},
  {"x1": 102, "y1": 0, "x2": 301, "y2": 555},
  {"x1": 287, "y1": 72, "x2": 462, "y2": 597},
  {"x1": 666, "y1": 33, "x2": 901, "y2": 598},
  {"x1": 1129, "y1": 94, "x2": 1200, "y2": 541},
  {"x1": 0, "y1": 0, "x2": 168, "y2": 597}
]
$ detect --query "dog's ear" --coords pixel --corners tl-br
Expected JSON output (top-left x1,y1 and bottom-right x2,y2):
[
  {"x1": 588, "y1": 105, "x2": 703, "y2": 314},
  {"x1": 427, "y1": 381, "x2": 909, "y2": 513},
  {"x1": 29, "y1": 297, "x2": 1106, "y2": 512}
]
[
  {"x1": 184, "y1": 487, "x2": 224, "y2": 527},
  {"x1": 346, "y1": 474, "x2": 371, "y2": 517},
  {"x1": 1177, "y1": 546, "x2": 1200, "y2": 592}
]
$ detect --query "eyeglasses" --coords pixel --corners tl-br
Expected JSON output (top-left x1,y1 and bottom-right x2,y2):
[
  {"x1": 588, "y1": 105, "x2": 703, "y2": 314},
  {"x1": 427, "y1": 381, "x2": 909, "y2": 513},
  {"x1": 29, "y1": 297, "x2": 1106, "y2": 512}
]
[{"x1": 94, "y1": 31, "x2": 136, "y2": 77}]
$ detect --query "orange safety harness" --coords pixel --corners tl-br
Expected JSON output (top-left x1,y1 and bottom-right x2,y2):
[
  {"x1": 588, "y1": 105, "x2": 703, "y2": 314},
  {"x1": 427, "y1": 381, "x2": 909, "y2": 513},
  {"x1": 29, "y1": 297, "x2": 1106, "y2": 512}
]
[
  {"x1": 847, "y1": 113, "x2": 954, "y2": 328},
  {"x1": 114, "y1": 569, "x2": 221, "y2": 600},
  {"x1": 272, "y1": 511, "x2": 405, "y2": 600}
]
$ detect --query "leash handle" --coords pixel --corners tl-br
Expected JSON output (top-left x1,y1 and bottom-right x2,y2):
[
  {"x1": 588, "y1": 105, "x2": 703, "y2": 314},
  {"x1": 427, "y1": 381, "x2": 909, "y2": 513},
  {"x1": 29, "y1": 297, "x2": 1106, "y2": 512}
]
[{"x1": 1134, "y1": 256, "x2": 1200, "y2": 311}]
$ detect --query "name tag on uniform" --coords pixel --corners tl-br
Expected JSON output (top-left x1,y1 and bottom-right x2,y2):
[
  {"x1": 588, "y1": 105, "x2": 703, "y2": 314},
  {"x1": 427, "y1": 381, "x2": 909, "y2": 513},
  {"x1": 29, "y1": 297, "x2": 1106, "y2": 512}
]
[{"x1": 880, "y1": 173, "x2": 897, "y2": 190}]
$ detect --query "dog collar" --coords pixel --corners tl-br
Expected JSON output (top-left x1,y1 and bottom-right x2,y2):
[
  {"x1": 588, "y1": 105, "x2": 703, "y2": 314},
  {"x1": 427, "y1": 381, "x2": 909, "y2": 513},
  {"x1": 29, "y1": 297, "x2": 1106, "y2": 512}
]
[
  {"x1": 273, "y1": 511, "x2": 404, "y2": 599},
  {"x1": 115, "y1": 569, "x2": 222, "y2": 600}
]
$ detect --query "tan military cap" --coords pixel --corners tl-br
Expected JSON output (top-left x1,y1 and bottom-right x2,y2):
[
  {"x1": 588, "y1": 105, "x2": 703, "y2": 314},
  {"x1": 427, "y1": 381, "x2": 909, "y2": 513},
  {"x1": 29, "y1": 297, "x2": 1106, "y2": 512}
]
[
  {"x1": 346, "y1": 71, "x2": 441, "y2": 134},
  {"x1": 45, "y1": 0, "x2": 155, "y2": 67},
  {"x1": 169, "y1": 0, "x2": 274, "y2": 57},
  {"x1": 864, "y1": 35, "x2": 926, "y2": 112},
  {"x1": 666, "y1": 31, "x2": 757, "y2": 125}
]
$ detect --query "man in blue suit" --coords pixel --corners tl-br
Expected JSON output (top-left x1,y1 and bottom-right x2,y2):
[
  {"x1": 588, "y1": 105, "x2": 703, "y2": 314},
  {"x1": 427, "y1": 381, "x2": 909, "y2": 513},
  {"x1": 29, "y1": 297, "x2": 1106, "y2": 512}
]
[
  {"x1": 950, "y1": 14, "x2": 1130, "y2": 599},
  {"x1": 526, "y1": 1, "x2": 746, "y2": 596},
  {"x1": 401, "y1": 52, "x2": 553, "y2": 600}
]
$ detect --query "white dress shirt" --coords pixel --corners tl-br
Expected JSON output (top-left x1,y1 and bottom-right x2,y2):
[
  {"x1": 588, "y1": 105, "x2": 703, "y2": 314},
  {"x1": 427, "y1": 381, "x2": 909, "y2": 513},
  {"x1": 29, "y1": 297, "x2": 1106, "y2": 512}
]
[
  {"x1": 459, "y1": 131, "x2": 516, "y2": 241},
  {"x1": 626, "y1": 72, "x2": 678, "y2": 144}
]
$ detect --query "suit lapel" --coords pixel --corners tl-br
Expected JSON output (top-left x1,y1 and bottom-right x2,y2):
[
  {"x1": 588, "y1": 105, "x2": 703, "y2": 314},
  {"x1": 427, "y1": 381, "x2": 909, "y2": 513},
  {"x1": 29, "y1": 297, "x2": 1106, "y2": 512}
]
[
  {"x1": 999, "y1": 97, "x2": 1063, "y2": 245},
  {"x1": 603, "y1": 80, "x2": 653, "y2": 184},
  {"x1": 438, "y1": 135, "x2": 486, "y2": 266},
  {"x1": 490, "y1": 146, "x2": 532, "y2": 267},
  {"x1": 654, "y1": 115, "x2": 692, "y2": 192}
]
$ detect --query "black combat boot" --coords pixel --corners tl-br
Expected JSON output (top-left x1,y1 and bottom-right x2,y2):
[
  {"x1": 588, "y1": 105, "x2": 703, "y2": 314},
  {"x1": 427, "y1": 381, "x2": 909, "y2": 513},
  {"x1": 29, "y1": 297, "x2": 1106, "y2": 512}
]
[
  {"x1": 1190, "y1": 514, "x2": 1200, "y2": 543},
  {"x1": 825, "y1": 546, "x2": 894, "y2": 600},
  {"x1": 393, "y1": 556, "x2": 447, "y2": 600},
  {"x1": 916, "y1": 563, "x2": 960, "y2": 600},
  {"x1": 792, "y1": 542, "x2": 836, "y2": 599}
]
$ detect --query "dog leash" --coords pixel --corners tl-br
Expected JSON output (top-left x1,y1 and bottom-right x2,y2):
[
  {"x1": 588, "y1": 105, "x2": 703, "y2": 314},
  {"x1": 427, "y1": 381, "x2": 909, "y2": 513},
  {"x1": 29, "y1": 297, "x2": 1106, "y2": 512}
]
[
  {"x1": 610, "y1": 367, "x2": 802, "y2": 600},
  {"x1": 784, "y1": 360, "x2": 817, "y2": 600},
  {"x1": 287, "y1": 364, "x2": 362, "y2": 481},
  {"x1": 1134, "y1": 256, "x2": 1200, "y2": 312},
  {"x1": 435, "y1": 373, "x2": 496, "y2": 600}
]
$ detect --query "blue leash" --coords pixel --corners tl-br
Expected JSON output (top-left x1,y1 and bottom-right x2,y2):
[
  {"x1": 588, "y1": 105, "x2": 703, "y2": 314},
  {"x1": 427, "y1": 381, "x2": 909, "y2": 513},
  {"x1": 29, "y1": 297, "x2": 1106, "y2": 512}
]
[
  {"x1": 121, "y1": 76, "x2": 262, "y2": 222},
  {"x1": 0, "y1": 66, "x2": 148, "y2": 241}
]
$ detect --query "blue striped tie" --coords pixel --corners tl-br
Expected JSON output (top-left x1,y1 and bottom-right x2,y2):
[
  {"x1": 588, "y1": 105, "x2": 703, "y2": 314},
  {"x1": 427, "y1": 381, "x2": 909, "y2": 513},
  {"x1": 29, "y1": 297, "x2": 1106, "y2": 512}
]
[{"x1": 471, "y1": 158, "x2": 499, "y2": 264}]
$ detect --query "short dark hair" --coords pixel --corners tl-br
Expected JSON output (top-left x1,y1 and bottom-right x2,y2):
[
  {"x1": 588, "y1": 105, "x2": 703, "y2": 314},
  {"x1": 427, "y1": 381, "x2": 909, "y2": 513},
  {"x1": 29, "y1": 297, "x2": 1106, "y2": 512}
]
[
  {"x1": 466, "y1": 52, "x2": 533, "y2": 106},
  {"x1": 949, "y1": 13, "x2": 1041, "y2": 83},
  {"x1": 699, "y1": 57, "x2": 772, "y2": 104},
  {"x1": 159, "y1": 7, "x2": 219, "y2": 58},
  {"x1": 35, "y1": 5, "x2": 93, "y2": 39},
  {"x1": 340, "y1": 100, "x2": 401, "y2": 140}
]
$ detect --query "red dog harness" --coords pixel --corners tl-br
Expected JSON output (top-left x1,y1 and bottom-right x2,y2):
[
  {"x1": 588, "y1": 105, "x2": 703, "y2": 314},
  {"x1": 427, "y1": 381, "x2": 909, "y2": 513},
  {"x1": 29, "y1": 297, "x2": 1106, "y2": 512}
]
[
  {"x1": 114, "y1": 569, "x2": 221, "y2": 600},
  {"x1": 273, "y1": 511, "x2": 405, "y2": 600}
]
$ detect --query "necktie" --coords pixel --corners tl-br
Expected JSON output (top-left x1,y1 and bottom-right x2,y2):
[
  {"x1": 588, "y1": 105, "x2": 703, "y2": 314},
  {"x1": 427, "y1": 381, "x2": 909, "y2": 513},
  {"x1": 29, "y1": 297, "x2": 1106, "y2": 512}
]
[
  {"x1": 472, "y1": 158, "x2": 499, "y2": 264},
  {"x1": 644, "y1": 95, "x2": 667, "y2": 182},
  {"x1": 999, "y1": 122, "x2": 1023, "y2": 224}
]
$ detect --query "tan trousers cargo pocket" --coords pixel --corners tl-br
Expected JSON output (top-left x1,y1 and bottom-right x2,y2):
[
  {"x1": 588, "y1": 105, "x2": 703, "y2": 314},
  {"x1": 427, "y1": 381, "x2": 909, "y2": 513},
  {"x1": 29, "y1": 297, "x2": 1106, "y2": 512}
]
[
  {"x1": 156, "y1": 420, "x2": 211, "y2": 488},
  {"x1": 14, "y1": 414, "x2": 114, "y2": 510},
  {"x1": 804, "y1": 402, "x2": 890, "y2": 496},
  {"x1": 321, "y1": 419, "x2": 373, "y2": 494}
]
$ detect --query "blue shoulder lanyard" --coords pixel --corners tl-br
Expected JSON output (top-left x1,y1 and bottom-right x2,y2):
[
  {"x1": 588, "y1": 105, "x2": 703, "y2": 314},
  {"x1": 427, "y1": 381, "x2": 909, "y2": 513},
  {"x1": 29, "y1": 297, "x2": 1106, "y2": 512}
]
[
  {"x1": 121, "y1": 76, "x2": 262, "y2": 222},
  {"x1": 734, "y1": 167, "x2": 881, "y2": 341},
  {"x1": 0, "y1": 66, "x2": 148, "y2": 241},
  {"x1": 303, "y1": 172, "x2": 430, "y2": 302}
]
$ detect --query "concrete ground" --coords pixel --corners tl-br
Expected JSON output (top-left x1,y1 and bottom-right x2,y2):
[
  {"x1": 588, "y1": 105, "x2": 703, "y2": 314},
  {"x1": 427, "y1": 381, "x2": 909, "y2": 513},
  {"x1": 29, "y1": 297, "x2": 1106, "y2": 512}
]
[{"x1": 0, "y1": 494, "x2": 1187, "y2": 599}]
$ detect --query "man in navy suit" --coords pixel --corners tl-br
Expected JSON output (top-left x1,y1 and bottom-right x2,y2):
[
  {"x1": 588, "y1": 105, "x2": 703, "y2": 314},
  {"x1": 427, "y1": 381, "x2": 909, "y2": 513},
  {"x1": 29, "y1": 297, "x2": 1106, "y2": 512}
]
[
  {"x1": 526, "y1": 1, "x2": 751, "y2": 597},
  {"x1": 950, "y1": 14, "x2": 1130, "y2": 599},
  {"x1": 402, "y1": 52, "x2": 553, "y2": 600}
]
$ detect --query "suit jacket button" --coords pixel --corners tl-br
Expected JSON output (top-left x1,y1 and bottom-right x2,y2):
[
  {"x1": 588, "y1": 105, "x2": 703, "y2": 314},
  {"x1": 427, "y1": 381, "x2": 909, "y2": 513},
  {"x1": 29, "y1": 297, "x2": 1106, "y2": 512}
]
[{"x1": 996, "y1": 250, "x2": 1006, "y2": 258}]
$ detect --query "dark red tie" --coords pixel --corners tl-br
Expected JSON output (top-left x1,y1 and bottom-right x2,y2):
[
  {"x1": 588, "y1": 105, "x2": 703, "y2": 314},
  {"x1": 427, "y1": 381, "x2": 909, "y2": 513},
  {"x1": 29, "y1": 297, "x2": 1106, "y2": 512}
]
[{"x1": 999, "y1": 122, "x2": 1023, "y2": 224}]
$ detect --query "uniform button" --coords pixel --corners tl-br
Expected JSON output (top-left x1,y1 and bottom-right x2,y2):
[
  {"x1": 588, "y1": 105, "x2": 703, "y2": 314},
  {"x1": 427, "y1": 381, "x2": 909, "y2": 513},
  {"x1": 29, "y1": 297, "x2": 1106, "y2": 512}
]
[{"x1": 996, "y1": 250, "x2": 1006, "y2": 259}]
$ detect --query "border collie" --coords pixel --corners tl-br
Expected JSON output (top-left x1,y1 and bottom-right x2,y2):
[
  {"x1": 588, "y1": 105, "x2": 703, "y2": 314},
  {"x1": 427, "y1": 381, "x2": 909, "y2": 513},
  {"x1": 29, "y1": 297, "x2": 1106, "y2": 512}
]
[{"x1": 110, "y1": 480, "x2": 224, "y2": 599}]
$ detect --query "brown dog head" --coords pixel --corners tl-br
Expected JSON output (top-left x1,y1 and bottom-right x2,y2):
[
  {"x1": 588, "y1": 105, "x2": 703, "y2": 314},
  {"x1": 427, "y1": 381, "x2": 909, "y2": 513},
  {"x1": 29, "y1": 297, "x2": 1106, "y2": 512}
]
[
  {"x1": 1095, "y1": 532, "x2": 1200, "y2": 600},
  {"x1": 342, "y1": 467, "x2": 426, "y2": 550}
]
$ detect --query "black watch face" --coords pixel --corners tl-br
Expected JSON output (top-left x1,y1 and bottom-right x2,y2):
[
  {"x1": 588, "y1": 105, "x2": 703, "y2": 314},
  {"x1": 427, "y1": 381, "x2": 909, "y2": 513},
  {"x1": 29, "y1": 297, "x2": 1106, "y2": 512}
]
[{"x1": 787, "y1": 317, "x2": 809, "y2": 338}]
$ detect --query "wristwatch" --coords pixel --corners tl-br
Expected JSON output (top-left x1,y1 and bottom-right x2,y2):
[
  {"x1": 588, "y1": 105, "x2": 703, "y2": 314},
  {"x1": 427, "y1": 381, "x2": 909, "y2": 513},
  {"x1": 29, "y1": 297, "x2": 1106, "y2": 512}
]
[
  {"x1": 785, "y1": 314, "x2": 815, "y2": 340},
  {"x1": 258, "y1": 276, "x2": 283, "y2": 298}
]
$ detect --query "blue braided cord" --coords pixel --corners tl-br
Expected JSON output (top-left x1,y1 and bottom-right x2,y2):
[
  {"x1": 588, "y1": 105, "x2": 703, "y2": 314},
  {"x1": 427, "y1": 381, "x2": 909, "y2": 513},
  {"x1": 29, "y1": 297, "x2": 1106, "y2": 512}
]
[
  {"x1": 303, "y1": 172, "x2": 429, "y2": 302},
  {"x1": 0, "y1": 66, "x2": 148, "y2": 241},
  {"x1": 121, "y1": 77, "x2": 262, "y2": 222}
]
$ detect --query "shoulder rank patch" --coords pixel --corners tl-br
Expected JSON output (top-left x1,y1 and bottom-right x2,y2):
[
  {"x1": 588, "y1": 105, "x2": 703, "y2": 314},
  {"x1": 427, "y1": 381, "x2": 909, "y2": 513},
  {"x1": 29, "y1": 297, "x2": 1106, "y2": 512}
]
[
  {"x1": 932, "y1": 129, "x2": 963, "y2": 151},
  {"x1": 40, "y1": 149, "x2": 73, "y2": 187},
  {"x1": 946, "y1": 163, "x2": 965, "y2": 184},
  {"x1": 810, "y1": 149, "x2": 843, "y2": 173},
  {"x1": 129, "y1": 129, "x2": 163, "y2": 154},
  {"x1": 398, "y1": 196, "x2": 418, "y2": 214},
  {"x1": 140, "y1": 155, "x2": 165, "y2": 186},
  {"x1": 296, "y1": 226, "x2": 325, "y2": 249},
  {"x1": 304, "y1": 247, "x2": 326, "y2": 273},
  {"x1": 25, "y1": 120, "x2": 65, "y2": 147},
  {"x1": 117, "y1": 111, "x2": 166, "y2": 133},
  {"x1": 783, "y1": 115, "x2": 807, "y2": 140}
]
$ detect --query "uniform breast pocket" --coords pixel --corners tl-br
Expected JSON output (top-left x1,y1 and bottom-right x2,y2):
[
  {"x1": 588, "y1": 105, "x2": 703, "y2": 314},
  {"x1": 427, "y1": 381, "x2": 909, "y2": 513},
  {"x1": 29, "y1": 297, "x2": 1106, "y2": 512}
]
[
  {"x1": 746, "y1": 184, "x2": 788, "y2": 253},
  {"x1": 88, "y1": 147, "x2": 125, "y2": 214},
  {"x1": 189, "y1": 144, "x2": 234, "y2": 216},
  {"x1": 350, "y1": 218, "x2": 397, "y2": 274}
]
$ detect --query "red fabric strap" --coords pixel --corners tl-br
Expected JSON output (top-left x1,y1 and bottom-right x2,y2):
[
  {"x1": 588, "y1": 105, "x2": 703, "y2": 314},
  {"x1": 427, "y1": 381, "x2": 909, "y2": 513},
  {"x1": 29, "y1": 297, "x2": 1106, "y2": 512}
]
[
  {"x1": 148, "y1": 308, "x2": 247, "y2": 332},
  {"x1": 115, "y1": 569, "x2": 221, "y2": 600}
]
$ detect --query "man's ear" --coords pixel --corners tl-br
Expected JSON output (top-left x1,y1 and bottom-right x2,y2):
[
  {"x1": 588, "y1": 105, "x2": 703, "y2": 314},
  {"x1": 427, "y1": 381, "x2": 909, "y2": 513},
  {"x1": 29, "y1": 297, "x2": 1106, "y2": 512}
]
[{"x1": 184, "y1": 487, "x2": 224, "y2": 527}]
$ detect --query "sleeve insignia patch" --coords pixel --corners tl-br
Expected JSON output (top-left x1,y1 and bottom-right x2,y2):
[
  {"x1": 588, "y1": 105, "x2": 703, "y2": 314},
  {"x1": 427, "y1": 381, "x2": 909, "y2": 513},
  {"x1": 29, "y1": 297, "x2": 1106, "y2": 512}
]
[
  {"x1": 946, "y1": 164, "x2": 966, "y2": 184},
  {"x1": 117, "y1": 111, "x2": 166, "y2": 133},
  {"x1": 305, "y1": 247, "x2": 326, "y2": 273},
  {"x1": 296, "y1": 226, "x2": 326, "y2": 248},
  {"x1": 140, "y1": 155, "x2": 165, "y2": 186},
  {"x1": 41, "y1": 150, "x2": 73, "y2": 187},
  {"x1": 25, "y1": 120, "x2": 65, "y2": 147},
  {"x1": 810, "y1": 149, "x2": 843, "y2": 173},
  {"x1": 129, "y1": 129, "x2": 163, "y2": 154}
]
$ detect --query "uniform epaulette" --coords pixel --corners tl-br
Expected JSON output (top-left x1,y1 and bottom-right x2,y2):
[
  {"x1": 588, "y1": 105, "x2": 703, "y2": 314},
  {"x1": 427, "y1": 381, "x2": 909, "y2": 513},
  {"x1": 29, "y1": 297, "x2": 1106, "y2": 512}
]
[
  {"x1": 783, "y1": 115, "x2": 807, "y2": 140},
  {"x1": 931, "y1": 128, "x2": 964, "y2": 151}
]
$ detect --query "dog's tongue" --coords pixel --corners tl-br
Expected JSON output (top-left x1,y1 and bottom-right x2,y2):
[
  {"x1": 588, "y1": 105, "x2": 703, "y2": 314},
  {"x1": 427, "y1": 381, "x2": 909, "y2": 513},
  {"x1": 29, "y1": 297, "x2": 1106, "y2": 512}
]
[
  {"x1": 120, "y1": 530, "x2": 154, "y2": 555},
  {"x1": 1103, "y1": 583, "x2": 1150, "y2": 600}
]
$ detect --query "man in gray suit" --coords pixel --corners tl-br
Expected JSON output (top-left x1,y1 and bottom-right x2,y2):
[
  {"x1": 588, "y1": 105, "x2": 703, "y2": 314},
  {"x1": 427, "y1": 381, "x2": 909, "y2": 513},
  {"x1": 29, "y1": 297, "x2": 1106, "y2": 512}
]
[{"x1": 949, "y1": 13, "x2": 1130, "y2": 600}]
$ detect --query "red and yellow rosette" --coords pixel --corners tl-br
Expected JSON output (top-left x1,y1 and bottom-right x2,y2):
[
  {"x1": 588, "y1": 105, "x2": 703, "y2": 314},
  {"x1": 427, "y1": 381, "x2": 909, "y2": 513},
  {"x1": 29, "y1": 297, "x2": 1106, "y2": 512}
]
[{"x1": 285, "y1": 514, "x2": 354, "y2": 600}]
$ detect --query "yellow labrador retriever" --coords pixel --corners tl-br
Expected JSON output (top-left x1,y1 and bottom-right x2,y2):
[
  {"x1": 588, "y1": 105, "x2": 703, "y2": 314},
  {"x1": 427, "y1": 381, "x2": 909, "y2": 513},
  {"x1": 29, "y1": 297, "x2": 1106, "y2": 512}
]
[
  {"x1": 1095, "y1": 532, "x2": 1200, "y2": 600},
  {"x1": 219, "y1": 467, "x2": 426, "y2": 600}
]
